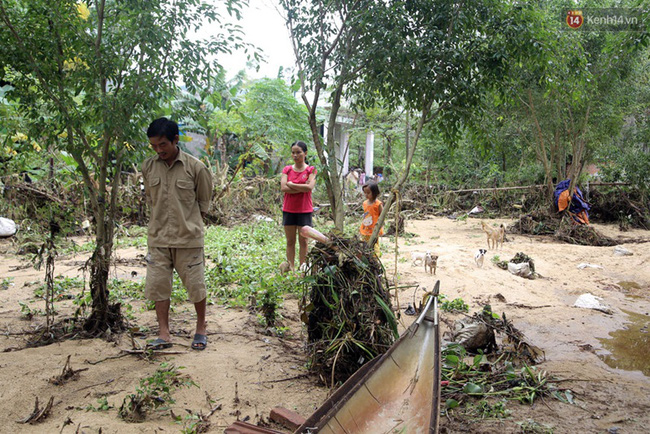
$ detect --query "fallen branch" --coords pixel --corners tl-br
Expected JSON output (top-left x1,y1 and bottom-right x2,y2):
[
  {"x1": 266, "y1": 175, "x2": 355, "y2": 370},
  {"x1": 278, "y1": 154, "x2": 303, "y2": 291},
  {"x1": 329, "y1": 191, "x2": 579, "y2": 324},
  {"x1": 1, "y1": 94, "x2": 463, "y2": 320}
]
[
  {"x1": 506, "y1": 303, "x2": 553, "y2": 309},
  {"x1": 85, "y1": 348, "x2": 187, "y2": 365},
  {"x1": 7, "y1": 183, "x2": 64, "y2": 204},
  {"x1": 120, "y1": 348, "x2": 188, "y2": 355},
  {"x1": 206, "y1": 403, "x2": 223, "y2": 418},
  {"x1": 16, "y1": 396, "x2": 54, "y2": 424},
  {"x1": 253, "y1": 373, "x2": 311, "y2": 384},
  {"x1": 9, "y1": 264, "x2": 32, "y2": 272},
  {"x1": 444, "y1": 184, "x2": 545, "y2": 194}
]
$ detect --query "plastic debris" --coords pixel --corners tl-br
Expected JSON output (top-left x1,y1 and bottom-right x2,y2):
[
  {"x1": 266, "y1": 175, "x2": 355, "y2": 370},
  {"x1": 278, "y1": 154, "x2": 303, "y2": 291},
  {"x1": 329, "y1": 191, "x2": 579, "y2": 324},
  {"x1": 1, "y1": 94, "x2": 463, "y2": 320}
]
[
  {"x1": 404, "y1": 304, "x2": 416, "y2": 316},
  {"x1": 613, "y1": 246, "x2": 633, "y2": 256},
  {"x1": 0, "y1": 217, "x2": 17, "y2": 237},
  {"x1": 577, "y1": 263, "x2": 604, "y2": 270},
  {"x1": 573, "y1": 293, "x2": 612, "y2": 315}
]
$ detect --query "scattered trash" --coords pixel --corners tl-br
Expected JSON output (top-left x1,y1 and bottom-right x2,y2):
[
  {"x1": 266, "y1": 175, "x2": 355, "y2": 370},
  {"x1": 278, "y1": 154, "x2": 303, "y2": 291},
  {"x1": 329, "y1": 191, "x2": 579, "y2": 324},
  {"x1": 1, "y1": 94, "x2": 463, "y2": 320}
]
[
  {"x1": 613, "y1": 246, "x2": 633, "y2": 256},
  {"x1": 404, "y1": 304, "x2": 416, "y2": 316},
  {"x1": 573, "y1": 293, "x2": 613, "y2": 315},
  {"x1": 0, "y1": 217, "x2": 17, "y2": 237},
  {"x1": 467, "y1": 205, "x2": 484, "y2": 216},
  {"x1": 577, "y1": 263, "x2": 604, "y2": 270}
]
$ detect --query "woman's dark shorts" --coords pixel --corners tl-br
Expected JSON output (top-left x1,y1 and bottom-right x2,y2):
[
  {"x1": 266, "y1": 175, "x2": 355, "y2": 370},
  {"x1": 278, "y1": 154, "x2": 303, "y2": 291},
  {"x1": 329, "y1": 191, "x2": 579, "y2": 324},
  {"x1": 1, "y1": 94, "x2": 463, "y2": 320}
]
[{"x1": 282, "y1": 211, "x2": 313, "y2": 227}]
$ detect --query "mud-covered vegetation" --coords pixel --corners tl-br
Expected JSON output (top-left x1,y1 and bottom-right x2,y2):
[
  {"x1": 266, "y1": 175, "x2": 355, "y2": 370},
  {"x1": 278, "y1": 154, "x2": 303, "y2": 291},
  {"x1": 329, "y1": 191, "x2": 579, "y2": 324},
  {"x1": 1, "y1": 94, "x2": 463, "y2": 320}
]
[{"x1": 304, "y1": 236, "x2": 395, "y2": 385}]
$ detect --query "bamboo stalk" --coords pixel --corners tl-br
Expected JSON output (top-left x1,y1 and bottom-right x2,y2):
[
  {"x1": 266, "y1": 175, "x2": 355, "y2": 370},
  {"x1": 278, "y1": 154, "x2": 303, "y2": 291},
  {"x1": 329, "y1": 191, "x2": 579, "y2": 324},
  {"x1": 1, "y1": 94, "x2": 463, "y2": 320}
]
[{"x1": 443, "y1": 185, "x2": 545, "y2": 194}]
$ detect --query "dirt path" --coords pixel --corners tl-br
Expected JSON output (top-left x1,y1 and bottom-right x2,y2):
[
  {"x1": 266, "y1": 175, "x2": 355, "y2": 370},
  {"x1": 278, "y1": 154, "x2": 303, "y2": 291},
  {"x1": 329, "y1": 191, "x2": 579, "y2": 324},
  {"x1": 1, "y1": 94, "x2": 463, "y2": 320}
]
[{"x1": 0, "y1": 217, "x2": 649, "y2": 433}]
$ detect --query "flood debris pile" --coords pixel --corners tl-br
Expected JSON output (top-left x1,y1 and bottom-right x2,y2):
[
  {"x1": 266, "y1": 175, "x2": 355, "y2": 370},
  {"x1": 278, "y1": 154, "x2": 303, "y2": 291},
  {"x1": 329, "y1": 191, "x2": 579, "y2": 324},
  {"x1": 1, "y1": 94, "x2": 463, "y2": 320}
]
[
  {"x1": 510, "y1": 211, "x2": 558, "y2": 235},
  {"x1": 303, "y1": 235, "x2": 397, "y2": 385},
  {"x1": 441, "y1": 307, "x2": 568, "y2": 418},
  {"x1": 588, "y1": 188, "x2": 650, "y2": 230},
  {"x1": 449, "y1": 305, "x2": 544, "y2": 365},
  {"x1": 511, "y1": 212, "x2": 616, "y2": 246},
  {"x1": 554, "y1": 215, "x2": 616, "y2": 246}
]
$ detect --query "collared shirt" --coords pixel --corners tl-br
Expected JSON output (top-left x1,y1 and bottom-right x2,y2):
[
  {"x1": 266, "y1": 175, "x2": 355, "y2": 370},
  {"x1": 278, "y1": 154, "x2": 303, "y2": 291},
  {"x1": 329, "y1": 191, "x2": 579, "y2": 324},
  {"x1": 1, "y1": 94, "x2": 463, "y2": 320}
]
[{"x1": 142, "y1": 148, "x2": 213, "y2": 248}]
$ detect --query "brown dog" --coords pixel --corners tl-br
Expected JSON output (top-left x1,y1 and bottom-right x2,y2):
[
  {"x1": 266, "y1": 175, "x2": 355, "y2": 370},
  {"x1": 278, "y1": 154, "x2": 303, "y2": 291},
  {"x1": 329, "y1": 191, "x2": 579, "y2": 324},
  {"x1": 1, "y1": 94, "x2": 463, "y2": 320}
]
[
  {"x1": 481, "y1": 221, "x2": 505, "y2": 249},
  {"x1": 424, "y1": 252, "x2": 438, "y2": 275}
]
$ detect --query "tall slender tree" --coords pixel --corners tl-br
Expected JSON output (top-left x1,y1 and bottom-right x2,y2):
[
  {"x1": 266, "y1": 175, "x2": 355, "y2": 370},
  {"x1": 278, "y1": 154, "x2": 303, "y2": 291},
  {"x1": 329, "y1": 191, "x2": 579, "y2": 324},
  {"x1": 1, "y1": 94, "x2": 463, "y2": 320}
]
[
  {"x1": 281, "y1": 0, "x2": 368, "y2": 231},
  {"x1": 0, "y1": 0, "x2": 248, "y2": 333}
]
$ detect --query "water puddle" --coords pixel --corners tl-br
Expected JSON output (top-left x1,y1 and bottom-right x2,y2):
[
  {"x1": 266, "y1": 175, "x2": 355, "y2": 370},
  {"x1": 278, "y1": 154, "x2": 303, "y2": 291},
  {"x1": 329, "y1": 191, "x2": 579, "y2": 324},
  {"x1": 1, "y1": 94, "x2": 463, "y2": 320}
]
[
  {"x1": 597, "y1": 309, "x2": 650, "y2": 376},
  {"x1": 615, "y1": 281, "x2": 648, "y2": 300},
  {"x1": 617, "y1": 281, "x2": 641, "y2": 291}
]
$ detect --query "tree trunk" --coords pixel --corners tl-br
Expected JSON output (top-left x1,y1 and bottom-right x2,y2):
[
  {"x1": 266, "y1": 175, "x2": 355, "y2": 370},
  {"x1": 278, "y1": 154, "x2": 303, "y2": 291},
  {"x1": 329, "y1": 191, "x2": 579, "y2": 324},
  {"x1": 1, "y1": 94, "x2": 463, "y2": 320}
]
[
  {"x1": 369, "y1": 106, "x2": 431, "y2": 247},
  {"x1": 81, "y1": 140, "x2": 125, "y2": 334},
  {"x1": 83, "y1": 211, "x2": 123, "y2": 333}
]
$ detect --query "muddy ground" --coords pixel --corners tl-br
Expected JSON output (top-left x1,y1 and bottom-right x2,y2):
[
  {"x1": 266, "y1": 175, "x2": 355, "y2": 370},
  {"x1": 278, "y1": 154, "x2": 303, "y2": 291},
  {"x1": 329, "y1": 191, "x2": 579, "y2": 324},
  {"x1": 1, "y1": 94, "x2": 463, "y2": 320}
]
[{"x1": 0, "y1": 216, "x2": 649, "y2": 434}]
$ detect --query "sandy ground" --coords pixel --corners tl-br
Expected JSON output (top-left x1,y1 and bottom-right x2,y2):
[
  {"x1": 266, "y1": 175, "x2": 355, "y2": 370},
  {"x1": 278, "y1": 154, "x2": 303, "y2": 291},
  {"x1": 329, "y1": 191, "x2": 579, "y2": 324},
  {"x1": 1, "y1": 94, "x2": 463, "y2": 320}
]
[{"x1": 0, "y1": 216, "x2": 649, "y2": 434}]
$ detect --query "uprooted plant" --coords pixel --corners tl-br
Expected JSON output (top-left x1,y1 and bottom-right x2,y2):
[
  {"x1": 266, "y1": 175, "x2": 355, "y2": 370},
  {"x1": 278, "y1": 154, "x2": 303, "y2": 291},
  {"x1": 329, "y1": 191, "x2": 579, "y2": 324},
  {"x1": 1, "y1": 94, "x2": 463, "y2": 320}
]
[
  {"x1": 119, "y1": 363, "x2": 197, "y2": 423},
  {"x1": 49, "y1": 355, "x2": 88, "y2": 386},
  {"x1": 302, "y1": 235, "x2": 397, "y2": 386}
]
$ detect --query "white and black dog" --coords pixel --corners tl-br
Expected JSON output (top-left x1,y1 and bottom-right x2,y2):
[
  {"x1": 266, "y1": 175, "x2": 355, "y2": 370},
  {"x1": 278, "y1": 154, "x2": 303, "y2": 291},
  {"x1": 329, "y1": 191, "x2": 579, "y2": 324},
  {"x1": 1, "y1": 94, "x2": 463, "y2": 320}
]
[{"x1": 474, "y1": 249, "x2": 487, "y2": 268}]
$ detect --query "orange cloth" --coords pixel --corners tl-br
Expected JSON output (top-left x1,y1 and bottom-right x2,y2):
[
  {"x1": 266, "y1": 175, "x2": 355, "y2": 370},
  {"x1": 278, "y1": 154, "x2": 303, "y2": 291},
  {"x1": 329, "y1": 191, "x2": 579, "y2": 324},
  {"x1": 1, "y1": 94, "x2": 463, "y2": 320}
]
[
  {"x1": 572, "y1": 210, "x2": 590, "y2": 225},
  {"x1": 360, "y1": 199, "x2": 383, "y2": 236},
  {"x1": 557, "y1": 190, "x2": 571, "y2": 212},
  {"x1": 558, "y1": 190, "x2": 590, "y2": 224}
]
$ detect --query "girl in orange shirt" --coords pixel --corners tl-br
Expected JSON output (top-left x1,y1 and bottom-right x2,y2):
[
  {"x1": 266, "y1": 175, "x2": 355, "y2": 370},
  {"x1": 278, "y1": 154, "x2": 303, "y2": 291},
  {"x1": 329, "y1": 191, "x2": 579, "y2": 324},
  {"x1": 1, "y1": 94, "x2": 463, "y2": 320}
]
[{"x1": 359, "y1": 181, "x2": 383, "y2": 257}]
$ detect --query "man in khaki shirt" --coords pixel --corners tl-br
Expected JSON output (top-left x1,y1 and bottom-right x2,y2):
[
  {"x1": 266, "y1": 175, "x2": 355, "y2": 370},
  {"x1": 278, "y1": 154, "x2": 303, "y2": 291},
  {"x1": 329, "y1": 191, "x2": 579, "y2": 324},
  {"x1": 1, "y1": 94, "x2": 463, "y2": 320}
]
[{"x1": 143, "y1": 117, "x2": 213, "y2": 350}]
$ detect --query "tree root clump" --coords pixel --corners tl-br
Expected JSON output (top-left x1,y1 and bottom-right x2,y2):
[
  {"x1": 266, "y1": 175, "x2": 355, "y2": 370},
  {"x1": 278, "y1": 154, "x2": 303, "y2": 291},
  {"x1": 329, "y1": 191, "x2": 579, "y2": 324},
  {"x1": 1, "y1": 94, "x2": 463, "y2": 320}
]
[
  {"x1": 49, "y1": 355, "x2": 89, "y2": 385},
  {"x1": 303, "y1": 235, "x2": 397, "y2": 386},
  {"x1": 83, "y1": 302, "x2": 126, "y2": 335}
]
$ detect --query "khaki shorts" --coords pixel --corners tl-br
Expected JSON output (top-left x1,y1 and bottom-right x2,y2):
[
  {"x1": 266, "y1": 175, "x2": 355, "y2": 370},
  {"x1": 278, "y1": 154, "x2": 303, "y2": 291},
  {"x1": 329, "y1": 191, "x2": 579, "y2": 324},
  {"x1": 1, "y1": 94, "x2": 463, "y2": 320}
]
[{"x1": 145, "y1": 247, "x2": 206, "y2": 303}]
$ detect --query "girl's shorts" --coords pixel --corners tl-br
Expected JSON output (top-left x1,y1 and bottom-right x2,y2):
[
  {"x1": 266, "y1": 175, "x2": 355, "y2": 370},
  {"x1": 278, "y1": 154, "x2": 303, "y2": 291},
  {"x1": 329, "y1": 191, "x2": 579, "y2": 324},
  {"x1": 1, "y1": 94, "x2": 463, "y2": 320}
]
[{"x1": 282, "y1": 211, "x2": 313, "y2": 227}]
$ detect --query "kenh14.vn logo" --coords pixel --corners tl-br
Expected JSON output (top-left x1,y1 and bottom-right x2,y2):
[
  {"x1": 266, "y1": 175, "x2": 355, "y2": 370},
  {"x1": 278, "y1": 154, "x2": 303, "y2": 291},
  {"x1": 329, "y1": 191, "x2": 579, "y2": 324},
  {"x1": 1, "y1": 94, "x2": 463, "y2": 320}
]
[{"x1": 566, "y1": 10, "x2": 583, "y2": 29}]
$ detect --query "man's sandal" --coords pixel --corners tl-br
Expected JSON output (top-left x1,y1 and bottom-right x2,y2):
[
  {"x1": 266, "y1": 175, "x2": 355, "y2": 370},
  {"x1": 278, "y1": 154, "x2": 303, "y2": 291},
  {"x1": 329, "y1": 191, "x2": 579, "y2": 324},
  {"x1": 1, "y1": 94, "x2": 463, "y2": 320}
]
[
  {"x1": 146, "y1": 338, "x2": 173, "y2": 350},
  {"x1": 191, "y1": 334, "x2": 208, "y2": 351}
]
